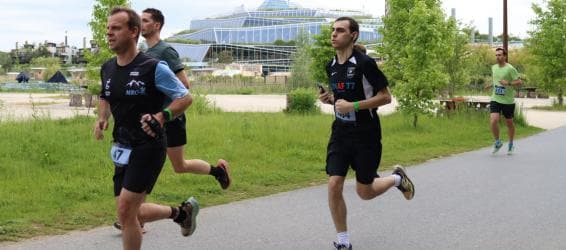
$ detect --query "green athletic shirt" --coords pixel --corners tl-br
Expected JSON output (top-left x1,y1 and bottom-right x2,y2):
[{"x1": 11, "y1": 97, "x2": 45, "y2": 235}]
[
  {"x1": 145, "y1": 40, "x2": 185, "y2": 74},
  {"x1": 491, "y1": 63, "x2": 519, "y2": 104}
]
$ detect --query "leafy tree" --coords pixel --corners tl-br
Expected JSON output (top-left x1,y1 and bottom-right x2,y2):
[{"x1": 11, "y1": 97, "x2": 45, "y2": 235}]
[
  {"x1": 0, "y1": 52, "x2": 13, "y2": 72},
  {"x1": 85, "y1": 0, "x2": 130, "y2": 93},
  {"x1": 526, "y1": 0, "x2": 566, "y2": 105},
  {"x1": 217, "y1": 50, "x2": 234, "y2": 64},
  {"x1": 30, "y1": 57, "x2": 61, "y2": 81},
  {"x1": 308, "y1": 24, "x2": 334, "y2": 84},
  {"x1": 443, "y1": 18, "x2": 473, "y2": 97},
  {"x1": 289, "y1": 29, "x2": 313, "y2": 89},
  {"x1": 380, "y1": 0, "x2": 450, "y2": 127}
]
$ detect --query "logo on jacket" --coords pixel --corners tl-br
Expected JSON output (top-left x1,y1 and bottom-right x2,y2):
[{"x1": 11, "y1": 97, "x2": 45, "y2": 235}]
[
  {"x1": 125, "y1": 80, "x2": 147, "y2": 96},
  {"x1": 347, "y1": 67, "x2": 356, "y2": 79}
]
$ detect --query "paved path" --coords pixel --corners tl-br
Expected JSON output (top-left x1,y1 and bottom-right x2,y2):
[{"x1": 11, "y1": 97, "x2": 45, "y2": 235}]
[{"x1": 3, "y1": 126, "x2": 565, "y2": 250}]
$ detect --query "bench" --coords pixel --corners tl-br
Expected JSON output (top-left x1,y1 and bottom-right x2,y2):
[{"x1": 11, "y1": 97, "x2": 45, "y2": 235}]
[{"x1": 439, "y1": 99, "x2": 490, "y2": 111}]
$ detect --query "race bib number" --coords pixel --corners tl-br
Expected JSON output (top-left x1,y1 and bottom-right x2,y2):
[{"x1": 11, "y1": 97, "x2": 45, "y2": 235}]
[
  {"x1": 110, "y1": 144, "x2": 132, "y2": 167},
  {"x1": 495, "y1": 85, "x2": 506, "y2": 95},
  {"x1": 335, "y1": 109, "x2": 356, "y2": 122}
]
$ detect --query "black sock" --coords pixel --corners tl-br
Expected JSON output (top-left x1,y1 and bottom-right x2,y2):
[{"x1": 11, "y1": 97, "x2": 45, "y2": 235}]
[
  {"x1": 169, "y1": 206, "x2": 178, "y2": 219},
  {"x1": 173, "y1": 207, "x2": 187, "y2": 223},
  {"x1": 209, "y1": 165, "x2": 224, "y2": 178}
]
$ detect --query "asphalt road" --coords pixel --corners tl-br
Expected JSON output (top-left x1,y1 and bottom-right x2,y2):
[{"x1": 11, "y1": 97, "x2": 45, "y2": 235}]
[{"x1": 2, "y1": 126, "x2": 565, "y2": 250}]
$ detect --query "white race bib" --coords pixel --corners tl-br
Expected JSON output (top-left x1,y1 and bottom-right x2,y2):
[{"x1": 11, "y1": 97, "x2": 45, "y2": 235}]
[
  {"x1": 110, "y1": 144, "x2": 132, "y2": 167},
  {"x1": 335, "y1": 107, "x2": 356, "y2": 122}
]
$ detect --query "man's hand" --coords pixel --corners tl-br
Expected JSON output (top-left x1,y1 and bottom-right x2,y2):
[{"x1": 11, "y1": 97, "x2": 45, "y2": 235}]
[
  {"x1": 335, "y1": 99, "x2": 354, "y2": 114},
  {"x1": 499, "y1": 79, "x2": 509, "y2": 85},
  {"x1": 93, "y1": 119, "x2": 108, "y2": 140},
  {"x1": 140, "y1": 113, "x2": 165, "y2": 138},
  {"x1": 319, "y1": 91, "x2": 334, "y2": 104}
]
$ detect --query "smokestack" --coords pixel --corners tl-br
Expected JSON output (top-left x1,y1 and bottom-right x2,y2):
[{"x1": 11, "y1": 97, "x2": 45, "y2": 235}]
[
  {"x1": 65, "y1": 31, "x2": 68, "y2": 46},
  {"x1": 451, "y1": 8, "x2": 456, "y2": 19},
  {"x1": 16, "y1": 42, "x2": 19, "y2": 50},
  {"x1": 83, "y1": 37, "x2": 86, "y2": 49},
  {"x1": 471, "y1": 29, "x2": 475, "y2": 43},
  {"x1": 488, "y1": 17, "x2": 493, "y2": 45}
]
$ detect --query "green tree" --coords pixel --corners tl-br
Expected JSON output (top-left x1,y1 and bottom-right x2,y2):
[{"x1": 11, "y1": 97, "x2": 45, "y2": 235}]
[
  {"x1": 289, "y1": 29, "x2": 313, "y2": 89},
  {"x1": 308, "y1": 24, "x2": 334, "y2": 84},
  {"x1": 217, "y1": 50, "x2": 234, "y2": 64},
  {"x1": 526, "y1": 0, "x2": 566, "y2": 105},
  {"x1": 0, "y1": 52, "x2": 13, "y2": 73},
  {"x1": 380, "y1": 0, "x2": 450, "y2": 127},
  {"x1": 85, "y1": 0, "x2": 130, "y2": 92},
  {"x1": 443, "y1": 18, "x2": 473, "y2": 97},
  {"x1": 30, "y1": 57, "x2": 61, "y2": 81}
]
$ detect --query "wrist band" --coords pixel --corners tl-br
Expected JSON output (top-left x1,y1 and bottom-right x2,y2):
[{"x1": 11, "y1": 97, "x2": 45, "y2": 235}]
[
  {"x1": 163, "y1": 108, "x2": 173, "y2": 121},
  {"x1": 353, "y1": 101, "x2": 360, "y2": 112}
]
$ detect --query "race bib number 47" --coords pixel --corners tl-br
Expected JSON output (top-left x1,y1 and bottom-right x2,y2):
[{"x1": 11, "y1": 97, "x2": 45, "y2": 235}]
[{"x1": 110, "y1": 144, "x2": 132, "y2": 167}]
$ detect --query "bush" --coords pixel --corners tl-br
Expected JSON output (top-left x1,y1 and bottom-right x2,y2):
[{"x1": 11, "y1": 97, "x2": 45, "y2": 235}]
[
  {"x1": 187, "y1": 92, "x2": 221, "y2": 115},
  {"x1": 285, "y1": 88, "x2": 320, "y2": 114}
]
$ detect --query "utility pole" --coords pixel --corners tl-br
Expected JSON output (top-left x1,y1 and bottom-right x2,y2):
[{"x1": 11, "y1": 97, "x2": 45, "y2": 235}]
[{"x1": 503, "y1": 0, "x2": 508, "y2": 62}]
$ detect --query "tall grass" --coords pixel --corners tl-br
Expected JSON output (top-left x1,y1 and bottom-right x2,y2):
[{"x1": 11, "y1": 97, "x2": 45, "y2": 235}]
[{"x1": 0, "y1": 111, "x2": 541, "y2": 241}]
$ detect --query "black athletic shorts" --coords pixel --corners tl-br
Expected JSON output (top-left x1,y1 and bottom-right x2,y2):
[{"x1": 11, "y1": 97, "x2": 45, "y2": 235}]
[
  {"x1": 490, "y1": 101, "x2": 515, "y2": 119},
  {"x1": 326, "y1": 120, "x2": 382, "y2": 185},
  {"x1": 113, "y1": 140, "x2": 166, "y2": 196},
  {"x1": 165, "y1": 113, "x2": 187, "y2": 147}
]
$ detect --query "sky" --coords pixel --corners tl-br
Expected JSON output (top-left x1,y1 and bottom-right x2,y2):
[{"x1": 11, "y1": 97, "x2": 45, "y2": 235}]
[{"x1": 0, "y1": 0, "x2": 546, "y2": 52}]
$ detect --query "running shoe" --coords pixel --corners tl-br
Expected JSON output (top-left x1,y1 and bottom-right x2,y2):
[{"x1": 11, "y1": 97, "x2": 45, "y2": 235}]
[
  {"x1": 333, "y1": 242, "x2": 352, "y2": 250},
  {"x1": 492, "y1": 141, "x2": 503, "y2": 154},
  {"x1": 177, "y1": 197, "x2": 199, "y2": 237},
  {"x1": 507, "y1": 144, "x2": 514, "y2": 155},
  {"x1": 393, "y1": 165, "x2": 415, "y2": 200},
  {"x1": 215, "y1": 159, "x2": 231, "y2": 189}
]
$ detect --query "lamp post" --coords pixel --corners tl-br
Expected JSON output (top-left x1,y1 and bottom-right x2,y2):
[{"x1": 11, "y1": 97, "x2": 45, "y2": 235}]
[{"x1": 503, "y1": 0, "x2": 508, "y2": 61}]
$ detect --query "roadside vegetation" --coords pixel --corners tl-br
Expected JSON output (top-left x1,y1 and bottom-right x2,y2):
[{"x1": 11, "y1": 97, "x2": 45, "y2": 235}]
[{"x1": 0, "y1": 106, "x2": 541, "y2": 242}]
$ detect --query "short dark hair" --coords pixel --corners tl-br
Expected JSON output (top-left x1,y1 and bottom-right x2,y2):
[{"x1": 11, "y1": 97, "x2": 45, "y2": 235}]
[
  {"x1": 335, "y1": 16, "x2": 360, "y2": 43},
  {"x1": 496, "y1": 47, "x2": 507, "y2": 56},
  {"x1": 143, "y1": 8, "x2": 165, "y2": 30},
  {"x1": 110, "y1": 7, "x2": 141, "y2": 41}
]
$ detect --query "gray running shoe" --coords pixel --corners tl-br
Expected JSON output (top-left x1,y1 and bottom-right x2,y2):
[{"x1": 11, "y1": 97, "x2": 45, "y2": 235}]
[
  {"x1": 393, "y1": 165, "x2": 415, "y2": 200},
  {"x1": 177, "y1": 197, "x2": 199, "y2": 237},
  {"x1": 492, "y1": 141, "x2": 503, "y2": 154}
]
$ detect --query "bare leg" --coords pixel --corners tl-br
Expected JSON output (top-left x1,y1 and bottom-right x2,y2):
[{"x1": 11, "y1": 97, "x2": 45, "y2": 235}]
[
  {"x1": 355, "y1": 175, "x2": 396, "y2": 200},
  {"x1": 167, "y1": 146, "x2": 210, "y2": 174},
  {"x1": 117, "y1": 189, "x2": 146, "y2": 250},
  {"x1": 490, "y1": 113, "x2": 500, "y2": 140},
  {"x1": 505, "y1": 118, "x2": 515, "y2": 141},
  {"x1": 328, "y1": 176, "x2": 347, "y2": 233}
]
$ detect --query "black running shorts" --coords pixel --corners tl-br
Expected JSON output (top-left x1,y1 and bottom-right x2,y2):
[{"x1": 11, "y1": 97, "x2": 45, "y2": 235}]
[
  {"x1": 490, "y1": 101, "x2": 515, "y2": 119},
  {"x1": 165, "y1": 114, "x2": 187, "y2": 147},
  {"x1": 113, "y1": 140, "x2": 166, "y2": 196},
  {"x1": 326, "y1": 121, "x2": 382, "y2": 185}
]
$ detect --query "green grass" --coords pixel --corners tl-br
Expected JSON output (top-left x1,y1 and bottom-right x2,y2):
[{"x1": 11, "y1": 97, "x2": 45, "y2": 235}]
[{"x1": 0, "y1": 111, "x2": 542, "y2": 242}]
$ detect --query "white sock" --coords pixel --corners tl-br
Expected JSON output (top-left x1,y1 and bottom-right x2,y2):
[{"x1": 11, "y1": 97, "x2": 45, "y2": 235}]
[
  {"x1": 393, "y1": 174, "x2": 402, "y2": 187},
  {"x1": 337, "y1": 231, "x2": 350, "y2": 246}
]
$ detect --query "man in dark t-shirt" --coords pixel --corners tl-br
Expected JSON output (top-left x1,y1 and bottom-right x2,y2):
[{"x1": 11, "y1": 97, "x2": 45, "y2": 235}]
[
  {"x1": 93, "y1": 7, "x2": 198, "y2": 249},
  {"x1": 141, "y1": 8, "x2": 231, "y2": 189},
  {"x1": 318, "y1": 17, "x2": 416, "y2": 250}
]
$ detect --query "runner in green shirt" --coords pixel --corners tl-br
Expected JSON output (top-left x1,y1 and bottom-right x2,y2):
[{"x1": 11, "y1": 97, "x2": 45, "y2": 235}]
[{"x1": 486, "y1": 48, "x2": 522, "y2": 155}]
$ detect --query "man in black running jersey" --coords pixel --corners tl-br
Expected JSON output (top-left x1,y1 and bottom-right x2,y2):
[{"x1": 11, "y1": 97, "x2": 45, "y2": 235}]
[
  {"x1": 93, "y1": 7, "x2": 198, "y2": 249},
  {"x1": 318, "y1": 17, "x2": 416, "y2": 250}
]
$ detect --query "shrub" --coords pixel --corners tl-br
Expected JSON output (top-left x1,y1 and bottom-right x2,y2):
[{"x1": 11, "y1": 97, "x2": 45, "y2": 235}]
[{"x1": 285, "y1": 87, "x2": 320, "y2": 114}]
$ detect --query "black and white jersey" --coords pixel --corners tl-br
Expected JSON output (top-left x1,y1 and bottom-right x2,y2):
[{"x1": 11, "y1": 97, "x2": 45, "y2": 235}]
[
  {"x1": 100, "y1": 53, "x2": 181, "y2": 146},
  {"x1": 325, "y1": 49, "x2": 389, "y2": 124}
]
